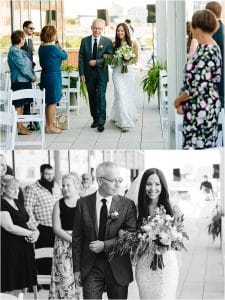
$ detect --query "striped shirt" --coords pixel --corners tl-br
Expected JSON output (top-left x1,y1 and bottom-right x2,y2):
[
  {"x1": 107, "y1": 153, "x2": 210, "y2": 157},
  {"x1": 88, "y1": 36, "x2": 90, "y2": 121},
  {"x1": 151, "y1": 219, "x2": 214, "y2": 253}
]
[{"x1": 25, "y1": 180, "x2": 62, "y2": 228}]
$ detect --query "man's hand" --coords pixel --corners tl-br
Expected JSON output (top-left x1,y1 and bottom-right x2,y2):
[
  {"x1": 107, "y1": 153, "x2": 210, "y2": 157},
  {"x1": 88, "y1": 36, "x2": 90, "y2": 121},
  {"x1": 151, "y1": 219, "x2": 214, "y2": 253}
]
[
  {"x1": 89, "y1": 240, "x2": 104, "y2": 253},
  {"x1": 88, "y1": 60, "x2": 97, "y2": 67},
  {"x1": 80, "y1": 75, "x2": 85, "y2": 83},
  {"x1": 74, "y1": 271, "x2": 82, "y2": 287}
]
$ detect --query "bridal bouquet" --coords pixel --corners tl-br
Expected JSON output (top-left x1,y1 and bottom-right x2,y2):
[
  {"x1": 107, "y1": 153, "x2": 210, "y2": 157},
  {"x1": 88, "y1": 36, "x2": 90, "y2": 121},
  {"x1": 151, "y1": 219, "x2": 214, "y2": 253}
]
[
  {"x1": 109, "y1": 206, "x2": 189, "y2": 271},
  {"x1": 105, "y1": 44, "x2": 136, "y2": 73}
]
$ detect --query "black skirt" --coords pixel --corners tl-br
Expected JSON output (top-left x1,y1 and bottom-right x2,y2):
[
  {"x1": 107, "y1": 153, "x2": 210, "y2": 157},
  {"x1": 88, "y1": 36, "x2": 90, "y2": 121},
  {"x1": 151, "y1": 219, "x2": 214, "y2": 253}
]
[{"x1": 11, "y1": 81, "x2": 33, "y2": 107}]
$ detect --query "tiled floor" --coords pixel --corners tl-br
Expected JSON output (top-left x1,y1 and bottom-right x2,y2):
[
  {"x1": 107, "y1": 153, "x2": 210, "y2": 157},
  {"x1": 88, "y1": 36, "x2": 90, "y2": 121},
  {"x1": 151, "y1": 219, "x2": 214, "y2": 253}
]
[{"x1": 9, "y1": 68, "x2": 168, "y2": 150}]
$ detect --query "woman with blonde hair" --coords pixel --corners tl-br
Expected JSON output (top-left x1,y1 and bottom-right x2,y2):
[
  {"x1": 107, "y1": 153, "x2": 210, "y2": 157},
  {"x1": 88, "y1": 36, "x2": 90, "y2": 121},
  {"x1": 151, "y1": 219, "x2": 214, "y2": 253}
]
[
  {"x1": 39, "y1": 25, "x2": 68, "y2": 134},
  {"x1": 49, "y1": 172, "x2": 81, "y2": 299},
  {"x1": 0, "y1": 175, "x2": 39, "y2": 296}
]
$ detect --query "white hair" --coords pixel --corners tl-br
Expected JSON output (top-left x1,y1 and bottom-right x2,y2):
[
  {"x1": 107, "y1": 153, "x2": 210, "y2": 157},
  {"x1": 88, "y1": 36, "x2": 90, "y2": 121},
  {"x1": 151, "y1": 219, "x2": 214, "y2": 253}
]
[
  {"x1": 96, "y1": 162, "x2": 118, "y2": 178},
  {"x1": 92, "y1": 18, "x2": 105, "y2": 27}
]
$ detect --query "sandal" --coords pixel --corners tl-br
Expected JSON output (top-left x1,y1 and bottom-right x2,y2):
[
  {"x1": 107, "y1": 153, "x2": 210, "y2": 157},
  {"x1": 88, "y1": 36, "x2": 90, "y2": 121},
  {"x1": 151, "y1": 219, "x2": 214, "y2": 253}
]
[
  {"x1": 121, "y1": 127, "x2": 129, "y2": 132},
  {"x1": 45, "y1": 127, "x2": 62, "y2": 134}
]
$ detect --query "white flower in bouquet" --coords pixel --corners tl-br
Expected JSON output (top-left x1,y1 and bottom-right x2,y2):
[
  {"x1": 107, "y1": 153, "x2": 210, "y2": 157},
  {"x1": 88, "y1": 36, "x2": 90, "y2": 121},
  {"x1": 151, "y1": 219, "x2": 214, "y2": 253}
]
[
  {"x1": 110, "y1": 43, "x2": 136, "y2": 73},
  {"x1": 159, "y1": 231, "x2": 171, "y2": 246}
]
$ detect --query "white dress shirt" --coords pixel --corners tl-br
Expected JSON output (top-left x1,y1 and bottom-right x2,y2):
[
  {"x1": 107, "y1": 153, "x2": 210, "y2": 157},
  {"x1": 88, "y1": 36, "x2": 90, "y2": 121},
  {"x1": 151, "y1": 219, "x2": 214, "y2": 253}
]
[{"x1": 96, "y1": 190, "x2": 112, "y2": 230}]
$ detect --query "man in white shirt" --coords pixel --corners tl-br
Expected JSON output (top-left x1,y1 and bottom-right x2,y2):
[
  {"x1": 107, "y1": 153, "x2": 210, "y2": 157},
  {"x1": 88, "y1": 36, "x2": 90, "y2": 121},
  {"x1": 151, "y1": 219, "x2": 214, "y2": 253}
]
[
  {"x1": 72, "y1": 162, "x2": 137, "y2": 299},
  {"x1": 79, "y1": 173, "x2": 96, "y2": 197}
]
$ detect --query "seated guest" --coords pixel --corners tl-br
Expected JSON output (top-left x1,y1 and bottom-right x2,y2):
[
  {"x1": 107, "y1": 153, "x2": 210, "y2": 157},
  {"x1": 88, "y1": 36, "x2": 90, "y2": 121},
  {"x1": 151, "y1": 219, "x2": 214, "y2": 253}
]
[
  {"x1": 49, "y1": 172, "x2": 81, "y2": 299},
  {"x1": 38, "y1": 25, "x2": 68, "y2": 134},
  {"x1": 0, "y1": 175, "x2": 39, "y2": 297},
  {"x1": 79, "y1": 173, "x2": 96, "y2": 197},
  {"x1": 7, "y1": 30, "x2": 36, "y2": 135}
]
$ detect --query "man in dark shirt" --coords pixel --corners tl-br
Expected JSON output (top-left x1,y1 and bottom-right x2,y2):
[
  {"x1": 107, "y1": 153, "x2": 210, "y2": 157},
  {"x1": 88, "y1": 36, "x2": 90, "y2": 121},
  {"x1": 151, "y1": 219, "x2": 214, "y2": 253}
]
[{"x1": 200, "y1": 175, "x2": 214, "y2": 200}]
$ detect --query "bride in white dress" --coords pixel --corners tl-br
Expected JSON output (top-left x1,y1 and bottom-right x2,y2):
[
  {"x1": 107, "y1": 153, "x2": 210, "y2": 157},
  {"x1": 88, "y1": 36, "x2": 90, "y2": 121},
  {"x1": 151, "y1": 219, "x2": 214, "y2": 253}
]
[
  {"x1": 135, "y1": 168, "x2": 181, "y2": 300},
  {"x1": 110, "y1": 23, "x2": 139, "y2": 132}
]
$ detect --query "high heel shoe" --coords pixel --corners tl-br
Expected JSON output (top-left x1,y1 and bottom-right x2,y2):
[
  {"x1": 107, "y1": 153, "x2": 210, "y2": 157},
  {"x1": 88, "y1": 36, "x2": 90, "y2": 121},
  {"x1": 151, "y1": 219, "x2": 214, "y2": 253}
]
[{"x1": 121, "y1": 127, "x2": 129, "y2": 132}]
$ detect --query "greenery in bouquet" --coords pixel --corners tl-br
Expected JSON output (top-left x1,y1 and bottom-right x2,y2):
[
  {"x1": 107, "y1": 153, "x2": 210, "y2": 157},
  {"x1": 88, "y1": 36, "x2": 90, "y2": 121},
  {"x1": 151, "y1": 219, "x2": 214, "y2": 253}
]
[
  {"x1": 104, "y1": 44, "x2": 136, "y2": 73},
  {"x1": 109, "y1": 206, "x2": 189, "y2": 271},
  {"x1": 208, "y1": 204, "x2": 224, "y2": 241}
]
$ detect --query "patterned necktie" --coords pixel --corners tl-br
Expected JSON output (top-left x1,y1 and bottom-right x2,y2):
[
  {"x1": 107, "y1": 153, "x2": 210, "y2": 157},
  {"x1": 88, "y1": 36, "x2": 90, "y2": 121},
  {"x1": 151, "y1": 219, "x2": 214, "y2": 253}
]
[
  {"x1": 98, "y1": 199, "x2": 108, "y2": 241},
  {"x1": 92, "y1": 38, "x2": 97, "y2": 60}
]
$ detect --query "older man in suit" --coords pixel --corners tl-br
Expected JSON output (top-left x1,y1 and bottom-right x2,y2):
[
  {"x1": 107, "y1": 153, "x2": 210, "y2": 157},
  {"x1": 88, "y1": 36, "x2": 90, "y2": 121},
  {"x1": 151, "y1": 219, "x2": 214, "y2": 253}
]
[
  {"x1": 72, "y1": 162, "x2": 137, "y2": 299},
  {"x1": 79, "y1": 19, "x2": 113, "y2": 132}
]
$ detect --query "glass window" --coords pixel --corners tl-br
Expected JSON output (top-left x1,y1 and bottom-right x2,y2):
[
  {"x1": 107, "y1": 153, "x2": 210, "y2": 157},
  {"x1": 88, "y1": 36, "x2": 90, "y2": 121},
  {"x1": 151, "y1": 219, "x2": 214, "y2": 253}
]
[
  {"x1": 0, "y1": 0, "x2": 11, "y2": 53},
  {"x1": 12, "y1": 1, "x2": 21, "y2": 30},
  {"x1": 13, "y1": 150, "x2": 50, "y2": 187},
  {"x1": 21, "y1": 1, "x2": 30, "y2": 27}
]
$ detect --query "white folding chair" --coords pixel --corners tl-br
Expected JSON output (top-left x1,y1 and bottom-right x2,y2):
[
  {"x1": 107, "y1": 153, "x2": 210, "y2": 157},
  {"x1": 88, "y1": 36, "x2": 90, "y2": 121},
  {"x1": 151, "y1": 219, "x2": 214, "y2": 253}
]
[
  {"x1": 33, "y1": 247, "x2": 53, "y2": 300},
  {"x1": 217, "y1": 108, "x2": 224, "y2": 147},
  {"x1": 0, "y1": 90, "x2": 10, "y2": 111},
  {"x1": 57, "y1": 71, "x2": 70, "y2": 129},
  {"x1": 159, "y1": 70, "x2": 168, "y2": 129},
  {"x1": 69, "y1": 70, "x2": 80, "y2": 114},
  {"x1": 10, "y1": 88, "x2": 46, "y2": 149},
  {"x1": 175, "y1": 113, "x2": 184, "y2": 149},
  {"x1": 0, "y1": 107, "x2": 17, "y2": 149}
]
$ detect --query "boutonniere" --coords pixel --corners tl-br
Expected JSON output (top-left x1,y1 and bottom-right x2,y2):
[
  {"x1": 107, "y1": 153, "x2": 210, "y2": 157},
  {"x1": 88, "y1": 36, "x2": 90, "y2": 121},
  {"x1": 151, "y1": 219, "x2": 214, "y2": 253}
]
[
  {"x1": 98, "y1": 44, "x2": 104, "y2": 50},
  {"x1": 107, "y1": 210, "x2": 119, "y2": 224}
]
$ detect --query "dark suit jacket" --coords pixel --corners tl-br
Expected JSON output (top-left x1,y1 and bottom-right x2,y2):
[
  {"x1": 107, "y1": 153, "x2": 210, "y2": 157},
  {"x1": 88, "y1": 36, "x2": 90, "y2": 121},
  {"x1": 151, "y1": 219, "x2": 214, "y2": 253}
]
[
  {"x1": 72, "y1": 192, "x2": 137, "y2": 286},
  {"x1": 21, "y1": 39, "x2": 34, "y2": 65},
  {"x1": 78, "y1": 35, "x2": 113, "y2": 82}
]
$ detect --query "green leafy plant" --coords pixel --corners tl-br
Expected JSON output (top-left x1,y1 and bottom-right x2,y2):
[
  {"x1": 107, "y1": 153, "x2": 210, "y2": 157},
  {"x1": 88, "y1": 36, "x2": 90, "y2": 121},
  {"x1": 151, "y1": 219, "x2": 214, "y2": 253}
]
[
  {"x1": 142, "y1": 60, "x2": 167, "y2": 102},
  {"x1": 208, "y1": 205, "x2": 224, "y2": 241},
  {"x1": 61, "y1": 63, "x2": 88, "y2": 103}
]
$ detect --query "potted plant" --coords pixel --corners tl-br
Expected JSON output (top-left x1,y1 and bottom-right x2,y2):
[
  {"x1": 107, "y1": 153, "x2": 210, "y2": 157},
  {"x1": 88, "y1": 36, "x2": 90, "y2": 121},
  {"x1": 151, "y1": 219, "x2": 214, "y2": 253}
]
[
  {"x1": 142, "y1": 60, "x2": 167, "y2": 103},
  {"x1": 61, "y1": 62, "x2": 88, "y2": 105},
  {"x1": 208, "y1": 204, "x2": 224, "y2": 241}
]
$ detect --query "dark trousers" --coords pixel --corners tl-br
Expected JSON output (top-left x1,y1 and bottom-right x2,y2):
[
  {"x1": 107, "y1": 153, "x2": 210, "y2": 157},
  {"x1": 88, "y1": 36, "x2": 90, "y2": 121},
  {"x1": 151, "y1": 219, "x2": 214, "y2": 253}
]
[
  {"x1": 86, "y1": 69, "x2": 107, "y2": 125},
  {"x1": 35, "y1": 224, "x2": 54, "y2": 275},
  {"x1": 83, "y1": 255, "x2": 128, "y2": 300}
]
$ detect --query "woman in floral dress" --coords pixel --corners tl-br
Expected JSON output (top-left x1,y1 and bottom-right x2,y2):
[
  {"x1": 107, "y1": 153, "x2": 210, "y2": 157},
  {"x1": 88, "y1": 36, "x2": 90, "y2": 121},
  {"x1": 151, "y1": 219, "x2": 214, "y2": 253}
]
[
  {"x1": 174, "y1": 9, "x2": 222, "y2": 149},
  {"x1": 49, "y1": 173, "x2": 80, "y2": 299}
]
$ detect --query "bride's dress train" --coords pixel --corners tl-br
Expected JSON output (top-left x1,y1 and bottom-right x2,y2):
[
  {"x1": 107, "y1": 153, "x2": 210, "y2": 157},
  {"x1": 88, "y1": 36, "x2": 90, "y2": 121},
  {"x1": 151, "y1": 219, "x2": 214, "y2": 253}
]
[
  {"x1": 135, "y1": 250, "x2": 179, "y2": 299},
  {"x1": 111, "y1": 65, "x2": 137, "y2": 128}
]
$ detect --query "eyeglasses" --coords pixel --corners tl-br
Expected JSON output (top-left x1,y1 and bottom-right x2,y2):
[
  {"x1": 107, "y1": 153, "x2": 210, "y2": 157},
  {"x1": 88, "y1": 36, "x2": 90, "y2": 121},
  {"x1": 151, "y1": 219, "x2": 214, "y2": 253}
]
[
  {"x1": 100, "y1": 177, "x2": 123, "y2": 184},
  {"x1": 28, "y1": 27, "x2": 35, "y2": 30}
]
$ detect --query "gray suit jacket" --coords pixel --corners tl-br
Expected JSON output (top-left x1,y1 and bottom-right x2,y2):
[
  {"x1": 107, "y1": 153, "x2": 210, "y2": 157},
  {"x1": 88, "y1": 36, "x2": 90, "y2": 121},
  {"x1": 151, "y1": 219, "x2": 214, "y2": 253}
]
[
  {"x1": 78, "y1": 35, "x2": 113, "y2": 82},
  {"x1": 72, "y1": 192, "x2": 137, "y2": 286}
]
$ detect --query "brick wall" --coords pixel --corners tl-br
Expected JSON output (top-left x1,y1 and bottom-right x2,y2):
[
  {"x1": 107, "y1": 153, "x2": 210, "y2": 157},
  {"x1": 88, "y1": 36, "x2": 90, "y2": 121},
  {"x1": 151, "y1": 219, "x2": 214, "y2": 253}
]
[{"x1": 66, "y1": 49, "x2": 79, "y2": 68}]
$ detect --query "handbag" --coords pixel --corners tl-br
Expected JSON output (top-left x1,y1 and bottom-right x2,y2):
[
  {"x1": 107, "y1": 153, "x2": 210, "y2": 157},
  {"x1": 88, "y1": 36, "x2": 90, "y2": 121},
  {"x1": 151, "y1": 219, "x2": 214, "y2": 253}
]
[{"x1": 56, "y1": 114, "x2": 68, "y2": 130}]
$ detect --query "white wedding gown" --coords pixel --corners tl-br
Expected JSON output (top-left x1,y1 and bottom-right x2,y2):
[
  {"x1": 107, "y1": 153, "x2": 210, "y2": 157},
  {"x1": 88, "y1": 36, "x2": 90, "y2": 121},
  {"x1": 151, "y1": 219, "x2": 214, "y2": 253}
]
[
  {"x1": 111, "y1": 64, "x2": 137, "y2": 128},
  {"x1": 135, "y1": 250, "x2": 179, "y2": 299}
]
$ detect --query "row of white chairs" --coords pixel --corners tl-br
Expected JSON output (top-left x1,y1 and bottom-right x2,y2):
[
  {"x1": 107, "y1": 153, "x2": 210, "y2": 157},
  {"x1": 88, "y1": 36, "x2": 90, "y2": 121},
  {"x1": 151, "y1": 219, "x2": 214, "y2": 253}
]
[
  {"x1": 0, "y1": 88, "x2": 46, "y2": 149},
  {"x1": 0, "y1": 70, "x2": 81, "y2": 149}
]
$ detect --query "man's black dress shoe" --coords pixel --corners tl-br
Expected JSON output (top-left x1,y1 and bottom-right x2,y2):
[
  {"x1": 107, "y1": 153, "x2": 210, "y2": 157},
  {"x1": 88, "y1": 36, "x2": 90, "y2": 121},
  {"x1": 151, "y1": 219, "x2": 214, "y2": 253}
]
[
  {"x1": 91, "y1": 122, "x2": 98, "y2": 128},
  {"x1": 97, "y1": 124, "x2": 104, "y2": 132}
]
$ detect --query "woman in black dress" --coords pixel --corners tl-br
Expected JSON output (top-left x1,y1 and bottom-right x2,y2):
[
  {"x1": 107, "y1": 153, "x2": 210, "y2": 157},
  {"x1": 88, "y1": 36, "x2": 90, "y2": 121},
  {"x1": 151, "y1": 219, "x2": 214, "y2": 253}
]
[
  {"x1": 174, "y1": 9, "x2": 222, "y2": 149},
  {"x1": 0, "y1": 175, "x2": 39, "y2": 296}
]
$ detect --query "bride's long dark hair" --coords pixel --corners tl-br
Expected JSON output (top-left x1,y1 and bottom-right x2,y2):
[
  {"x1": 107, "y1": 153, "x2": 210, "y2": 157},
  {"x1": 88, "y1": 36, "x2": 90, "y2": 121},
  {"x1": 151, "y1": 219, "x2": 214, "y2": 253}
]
[
  {"x1": 137, "y1": 168, "x2": 173, "y2": 226},
  {"x1": 114, "y1": 23, "x2": 132, "y2": 52}
]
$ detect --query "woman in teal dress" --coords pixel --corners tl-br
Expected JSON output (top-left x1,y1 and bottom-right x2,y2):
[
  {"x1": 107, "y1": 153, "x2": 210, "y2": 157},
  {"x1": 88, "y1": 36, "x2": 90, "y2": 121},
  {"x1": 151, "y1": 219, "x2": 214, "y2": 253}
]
[{"x1": 39, "y1": 25, "x2": 68, "y2": 134}]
